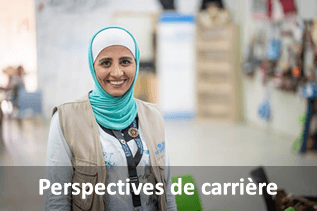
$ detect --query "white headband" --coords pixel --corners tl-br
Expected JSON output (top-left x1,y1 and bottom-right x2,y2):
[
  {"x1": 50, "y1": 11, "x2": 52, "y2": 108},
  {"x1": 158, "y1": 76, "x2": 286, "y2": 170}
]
[{"x1": 92, "y1": 28, "x2": 136, "y2": 62}]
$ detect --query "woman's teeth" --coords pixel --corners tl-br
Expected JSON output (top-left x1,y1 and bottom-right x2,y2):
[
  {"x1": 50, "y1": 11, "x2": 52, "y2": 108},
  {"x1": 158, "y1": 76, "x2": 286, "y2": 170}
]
[{"x1": 110, "y1": 80, "x2": 124, "y2": 85}]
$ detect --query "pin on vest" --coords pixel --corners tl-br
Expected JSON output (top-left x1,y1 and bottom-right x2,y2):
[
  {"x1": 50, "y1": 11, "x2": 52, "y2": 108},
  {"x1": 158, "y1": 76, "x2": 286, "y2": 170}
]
[{"x1": 128, "y1": 127, "x2": 139, "y2": 138}]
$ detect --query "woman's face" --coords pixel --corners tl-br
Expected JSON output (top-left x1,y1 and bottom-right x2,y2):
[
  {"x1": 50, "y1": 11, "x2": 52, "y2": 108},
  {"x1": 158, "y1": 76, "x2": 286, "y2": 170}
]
[{"x1": 94, "y1": 45, "x2": 136, "y2": 97}]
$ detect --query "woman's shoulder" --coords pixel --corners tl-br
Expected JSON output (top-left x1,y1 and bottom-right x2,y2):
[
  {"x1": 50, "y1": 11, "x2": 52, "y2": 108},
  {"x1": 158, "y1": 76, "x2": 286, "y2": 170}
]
[
  {"x1": 135, "y1": 98, "x2": 160, "y2": 111},
  {"x1": 58, "y1": 95, "x2": 89, "y2": 106},
  {"x1": 135, "y1": 98, "x2": 164, "y2": 119},
  {"x1": 52, "y1": 94, "x2": 90, "y2": 116}
]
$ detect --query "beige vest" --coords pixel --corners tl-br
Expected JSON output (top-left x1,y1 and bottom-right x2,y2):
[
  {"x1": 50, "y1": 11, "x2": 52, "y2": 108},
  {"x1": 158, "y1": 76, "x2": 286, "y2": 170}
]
[{"x1": 53, "y1": 94, "x2": 167, "y2": 211}]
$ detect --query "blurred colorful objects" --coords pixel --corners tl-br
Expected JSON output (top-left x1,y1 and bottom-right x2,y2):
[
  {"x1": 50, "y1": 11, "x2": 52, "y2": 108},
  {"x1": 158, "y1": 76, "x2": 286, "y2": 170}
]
[{"x1": 292, "y1": 66, "x2": 300, "y2": 77}]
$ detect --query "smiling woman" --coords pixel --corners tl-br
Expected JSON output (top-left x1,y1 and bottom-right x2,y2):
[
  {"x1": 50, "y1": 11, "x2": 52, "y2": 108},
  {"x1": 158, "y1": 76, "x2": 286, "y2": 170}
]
[
  {"x1": 94, "y1": 45, "x2": 136, "y2": 97},
  {"x1": 45, "y1": 26, "x2": 177, "y2": 211}
]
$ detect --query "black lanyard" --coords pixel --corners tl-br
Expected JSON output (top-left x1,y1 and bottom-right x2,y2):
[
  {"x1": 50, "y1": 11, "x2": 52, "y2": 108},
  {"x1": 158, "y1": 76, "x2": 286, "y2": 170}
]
[{"x1": 111, "y1": 118, "x2": 143, "y2": 210}]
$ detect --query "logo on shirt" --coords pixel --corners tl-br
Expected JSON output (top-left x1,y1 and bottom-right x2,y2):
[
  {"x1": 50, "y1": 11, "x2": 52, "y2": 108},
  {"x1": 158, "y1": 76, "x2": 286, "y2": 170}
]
[
  {"x1": 155, "y1": 142, "x2": 165, "y2": 155},
  {"x1": 102, "y1": 152, "x2": 117, "y2": 167}
]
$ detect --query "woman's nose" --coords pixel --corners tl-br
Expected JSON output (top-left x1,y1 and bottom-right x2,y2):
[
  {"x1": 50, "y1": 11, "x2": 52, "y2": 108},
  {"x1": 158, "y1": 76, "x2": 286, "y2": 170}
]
[{"x1": 110, "y1": 64, "x2": 123, "y2": 78}]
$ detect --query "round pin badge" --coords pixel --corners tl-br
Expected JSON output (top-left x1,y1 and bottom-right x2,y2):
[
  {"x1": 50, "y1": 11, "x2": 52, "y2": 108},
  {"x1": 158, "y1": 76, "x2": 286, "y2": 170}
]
[
  {"x1": 120, "y1": 139, "x2": 126, "y2": 145},
  {"x1": 128, "y1": 127, "x2": 139, "y2": 138}
]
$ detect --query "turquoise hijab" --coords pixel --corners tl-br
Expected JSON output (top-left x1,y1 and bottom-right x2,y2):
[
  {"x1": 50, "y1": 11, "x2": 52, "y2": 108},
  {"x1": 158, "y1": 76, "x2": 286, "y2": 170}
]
[{"x1": 88, "y1": 26, "x2": 140, "y2": 130}]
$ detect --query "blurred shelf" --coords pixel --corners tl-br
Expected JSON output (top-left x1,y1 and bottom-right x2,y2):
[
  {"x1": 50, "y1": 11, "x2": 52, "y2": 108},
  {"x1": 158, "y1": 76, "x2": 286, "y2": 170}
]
[
  {"x1": 196, "y1": 62, "x2": 232, "y2": 72},
  {"x1": 196, "y1": 21, "x2": 242, "y2": 123}
]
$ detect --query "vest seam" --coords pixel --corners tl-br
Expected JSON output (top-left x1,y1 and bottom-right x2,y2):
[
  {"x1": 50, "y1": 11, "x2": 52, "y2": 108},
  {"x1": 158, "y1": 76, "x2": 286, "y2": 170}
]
[{"x1": 57, "y1": 107, "x2": 66, "y2": 144}]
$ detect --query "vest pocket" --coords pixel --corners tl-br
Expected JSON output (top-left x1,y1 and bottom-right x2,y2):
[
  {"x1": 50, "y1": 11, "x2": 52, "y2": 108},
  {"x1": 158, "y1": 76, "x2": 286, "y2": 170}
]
[{"x1": 72, "y1": 167, "x2": 98, "y2": 211}]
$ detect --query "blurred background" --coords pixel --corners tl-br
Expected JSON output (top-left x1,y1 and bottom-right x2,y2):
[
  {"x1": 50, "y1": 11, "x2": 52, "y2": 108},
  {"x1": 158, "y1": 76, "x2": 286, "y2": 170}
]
[
  {"x1": 1, "y1": 0, "x2": 317, "y2": 165},
  {"x1": 1, "y1": 0, "x2": 317, "y2": 210}
]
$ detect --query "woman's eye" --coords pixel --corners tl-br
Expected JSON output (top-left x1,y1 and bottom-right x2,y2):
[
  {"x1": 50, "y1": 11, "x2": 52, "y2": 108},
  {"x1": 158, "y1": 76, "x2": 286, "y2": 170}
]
[
  {"x1": 121, "y1": 60, "x2": 131, "y2": 65},
  {"x1": 101, "y1": 61, "x2": 111, "y2": 66}
]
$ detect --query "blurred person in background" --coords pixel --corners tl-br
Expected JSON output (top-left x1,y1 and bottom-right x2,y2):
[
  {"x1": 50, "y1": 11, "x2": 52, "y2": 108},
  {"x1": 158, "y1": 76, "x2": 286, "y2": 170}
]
[
  {"x1": 2, "y1": 65, "x2": 25, "y2": 108},
  {"x1": 45, "y1": 26, "x2": 176, "y2": 211},
  {"x1": 1, "y1": 66, "x2": 25, "y2": 97},
  {"x1": 0, "y1": 65, "x2": 25, "y2": 137}
]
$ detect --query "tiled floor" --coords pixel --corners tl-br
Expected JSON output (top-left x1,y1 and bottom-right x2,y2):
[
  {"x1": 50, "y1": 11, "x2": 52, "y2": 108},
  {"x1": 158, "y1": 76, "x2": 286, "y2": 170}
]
[
  {"x1": 0, "y1": 118, "x2": 316, "y2": 210},
  {"x1": 0, "y1": 118, "x2": 48, "y2": 166},
  {"x1": 1, "y1": 118, "x2": 316, "y2": 167},
  {"x1": 165, "y1": 119, "x2": 317, "y2": 167}
]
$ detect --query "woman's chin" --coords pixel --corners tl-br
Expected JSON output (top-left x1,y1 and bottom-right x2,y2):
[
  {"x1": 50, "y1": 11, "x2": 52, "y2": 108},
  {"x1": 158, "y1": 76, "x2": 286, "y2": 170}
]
[
  {"x1": 105, "y1": 89, "x2": 127, "y2": 97},
  {"x1": 112, "y1": 93, "x2": 124, "y2": 97}
]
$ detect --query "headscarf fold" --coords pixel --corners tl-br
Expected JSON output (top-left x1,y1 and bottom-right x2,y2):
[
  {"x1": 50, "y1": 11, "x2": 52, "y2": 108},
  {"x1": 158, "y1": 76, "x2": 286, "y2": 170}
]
[{"x1": 88, "y1": 26, "x2": 140, "y2": 130}]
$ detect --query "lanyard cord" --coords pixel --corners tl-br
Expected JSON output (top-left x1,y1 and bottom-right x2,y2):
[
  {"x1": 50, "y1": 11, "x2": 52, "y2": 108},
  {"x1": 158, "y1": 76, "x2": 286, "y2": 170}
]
[{"x1": 110, "y1": 118, "x2": 143, "y2": 209}]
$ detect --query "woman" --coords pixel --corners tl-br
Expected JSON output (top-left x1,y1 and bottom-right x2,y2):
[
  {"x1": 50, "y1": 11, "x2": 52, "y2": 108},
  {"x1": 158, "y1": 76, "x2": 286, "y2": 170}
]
[{"x1": 45, "y1": 26, "x2": 176, "y2": 211}]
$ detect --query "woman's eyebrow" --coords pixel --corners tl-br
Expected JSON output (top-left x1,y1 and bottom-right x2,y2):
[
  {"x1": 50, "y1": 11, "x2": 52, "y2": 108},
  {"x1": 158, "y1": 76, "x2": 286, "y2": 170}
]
[
  {"x1": 98, "y1": 57, "x2": 112, "y2": 63},
  {"x1": 119, "y1": 56, "x2": 133, "y2": 61}
]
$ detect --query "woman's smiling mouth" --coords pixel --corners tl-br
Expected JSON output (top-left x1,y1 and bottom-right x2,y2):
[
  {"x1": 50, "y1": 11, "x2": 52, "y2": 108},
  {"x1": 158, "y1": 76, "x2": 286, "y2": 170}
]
[{"x1": 107, "y1": 79, "x2": 127, "y2": 87}]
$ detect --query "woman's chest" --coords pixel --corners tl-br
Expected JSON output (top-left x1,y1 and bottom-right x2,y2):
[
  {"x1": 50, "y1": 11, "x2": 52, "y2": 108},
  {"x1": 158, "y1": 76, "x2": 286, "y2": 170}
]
[{"x1": 98, "y1": 125, "x2": 151, "y2": 167}]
